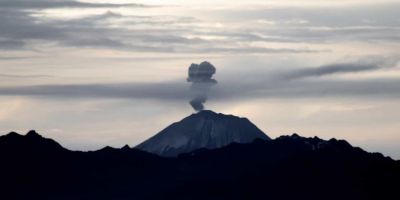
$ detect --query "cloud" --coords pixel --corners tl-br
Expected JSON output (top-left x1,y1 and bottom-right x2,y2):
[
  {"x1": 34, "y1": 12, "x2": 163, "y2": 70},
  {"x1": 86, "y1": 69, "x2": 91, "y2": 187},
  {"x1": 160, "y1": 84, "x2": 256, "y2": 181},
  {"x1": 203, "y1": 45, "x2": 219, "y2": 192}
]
[
  {"x1": 0, "y1": 39, "x2": 26, "y2": 49},
  {"x1": 0, "y1": 9, "x2": 134, "y2": 50},
  {"x1": 0, "y1": 0, "x2": 398, "y2": 57},
  {"x1": 0, "y1": 0, "x2": 148, "y2": 10},
  {"x1": 0, "y1": 8, "x2": 323, "y2": 53},
  {"x1": 0, "y1": 73, "x2": 53, "y2": 78},
  {"x1": 0, "y1": 1, "x2": 327, "y2": 54},
  {"x1": 0, "y1": 59, "x2": 399, "y2": 102},
  {"x1": 0, "y1": 76, "x2": 399, "y2": 101},
  {"x1": 198, "y1": 47, "x2": 324, "y2": 54},
  {"x1": 215, "y1": 78, "x2": 400, "y2": 101},
  {"x1": 0, "y1": 82, "x2": 188, "y2": 100},
  {"x1": 0, "y1": 1, "x2": 158, "y2": 51},
  {"x1": 212, "y1": 3, "x2": 400, "y2": 43},
  {"x1": 283, "y1": 57, "x2": 399, "y2": 80}
]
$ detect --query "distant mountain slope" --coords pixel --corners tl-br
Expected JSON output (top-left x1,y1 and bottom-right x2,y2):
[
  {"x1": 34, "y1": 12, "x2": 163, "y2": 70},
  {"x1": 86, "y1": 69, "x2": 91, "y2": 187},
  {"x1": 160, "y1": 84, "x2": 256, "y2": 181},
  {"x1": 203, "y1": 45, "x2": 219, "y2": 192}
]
[
  {"x1": 0, "y1": 131, "x2": 399, "y2": 200},
  {"x1": 135, "y1": 110, "x2": 270, "y2": 156}
]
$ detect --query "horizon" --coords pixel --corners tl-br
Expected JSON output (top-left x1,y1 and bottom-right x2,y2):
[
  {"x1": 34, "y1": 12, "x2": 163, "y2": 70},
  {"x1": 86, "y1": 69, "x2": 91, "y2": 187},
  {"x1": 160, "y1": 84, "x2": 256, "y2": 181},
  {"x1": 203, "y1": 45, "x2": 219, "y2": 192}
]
[
  {"x1": 1, "y1": 109, "x2": 398, "y2": 160},
  {"x1": 0, "y1": 0, "x2": 400, "y2": 159}
]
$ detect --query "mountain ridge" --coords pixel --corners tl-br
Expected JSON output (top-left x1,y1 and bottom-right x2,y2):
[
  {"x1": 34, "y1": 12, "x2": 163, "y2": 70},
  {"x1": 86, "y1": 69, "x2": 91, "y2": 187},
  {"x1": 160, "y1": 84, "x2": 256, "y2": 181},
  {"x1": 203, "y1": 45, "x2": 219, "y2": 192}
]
[
  {"x1": 0, "y1": 130, "x2": 399, "y2": 200},
  {"x1": 0, "y1": 130, "x2": 393, "y2": 161}
]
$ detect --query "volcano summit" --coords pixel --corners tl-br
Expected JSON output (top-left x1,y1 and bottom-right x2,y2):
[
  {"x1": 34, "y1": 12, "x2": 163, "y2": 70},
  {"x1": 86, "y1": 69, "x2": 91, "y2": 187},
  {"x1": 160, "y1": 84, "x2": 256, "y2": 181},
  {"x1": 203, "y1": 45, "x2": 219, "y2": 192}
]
[{"x1": 135, "y1": 110, "x2": 270, "y2": 156}]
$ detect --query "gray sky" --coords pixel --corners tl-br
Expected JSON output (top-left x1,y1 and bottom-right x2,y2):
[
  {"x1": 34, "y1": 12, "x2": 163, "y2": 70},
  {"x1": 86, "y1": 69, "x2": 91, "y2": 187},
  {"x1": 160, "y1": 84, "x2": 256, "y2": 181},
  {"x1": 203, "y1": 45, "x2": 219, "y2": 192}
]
[{"x1": 0, "y1": 0, "x2": 400, "y2": 158}]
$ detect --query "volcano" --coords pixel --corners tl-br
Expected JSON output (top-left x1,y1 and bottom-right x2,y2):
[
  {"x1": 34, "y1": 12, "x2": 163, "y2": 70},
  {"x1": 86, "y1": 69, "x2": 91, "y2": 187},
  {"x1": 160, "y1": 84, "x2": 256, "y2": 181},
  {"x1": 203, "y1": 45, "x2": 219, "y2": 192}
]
[{"x1": 135, "y1": 110, "x2": 270, "y2": 157}]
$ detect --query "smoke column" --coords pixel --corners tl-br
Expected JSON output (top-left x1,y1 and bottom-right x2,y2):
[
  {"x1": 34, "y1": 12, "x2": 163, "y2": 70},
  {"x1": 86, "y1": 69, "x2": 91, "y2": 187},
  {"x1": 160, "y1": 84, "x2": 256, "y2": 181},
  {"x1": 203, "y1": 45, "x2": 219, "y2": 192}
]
[{"x1": 187, "y1": 61, "x2": 217, "y2": 111}]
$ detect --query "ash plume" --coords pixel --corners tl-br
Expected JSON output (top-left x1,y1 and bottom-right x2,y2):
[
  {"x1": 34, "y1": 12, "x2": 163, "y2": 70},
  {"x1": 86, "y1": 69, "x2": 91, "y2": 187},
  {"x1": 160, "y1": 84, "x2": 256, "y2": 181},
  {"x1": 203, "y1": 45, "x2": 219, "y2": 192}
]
[{"x1": 187, "y1": 61, "x2": 217, "y2": 111}]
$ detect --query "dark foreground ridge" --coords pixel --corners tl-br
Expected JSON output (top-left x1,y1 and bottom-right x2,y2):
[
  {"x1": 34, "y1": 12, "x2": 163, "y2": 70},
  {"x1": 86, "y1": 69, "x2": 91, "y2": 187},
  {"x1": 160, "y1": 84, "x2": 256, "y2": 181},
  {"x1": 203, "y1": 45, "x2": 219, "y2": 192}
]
[{"x1": 0, "y1": 130, "x2": 399, "y2": 200}]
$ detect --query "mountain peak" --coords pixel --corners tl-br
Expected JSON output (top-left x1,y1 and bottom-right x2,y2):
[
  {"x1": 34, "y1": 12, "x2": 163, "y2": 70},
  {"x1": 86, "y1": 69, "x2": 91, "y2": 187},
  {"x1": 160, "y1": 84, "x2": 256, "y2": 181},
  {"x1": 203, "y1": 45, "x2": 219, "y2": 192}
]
[
  {"x1": 6, "y1": 131, "x2": 22, "y2": 137},
  {"x1": 189, "y1": 110, "x2": 250, "y2": 122},
  {"x1": 189, "y1": 110, "x2": 220, "y2": 118},
  {"x1": 198, "y1": 109, "x2": 215, "y2": 114},
  {"x1": 196, "y1": 109, "x2": 217, "y2": 115},
  {"x1": 0, "y1": 130, "x2": 66, "y2": 153},
  {"x1": 26, "y1": 130, "x2": 41, "y2": 138},
  {"x1": 135, "y1": 111, "x2": 270, "y2": 157}
]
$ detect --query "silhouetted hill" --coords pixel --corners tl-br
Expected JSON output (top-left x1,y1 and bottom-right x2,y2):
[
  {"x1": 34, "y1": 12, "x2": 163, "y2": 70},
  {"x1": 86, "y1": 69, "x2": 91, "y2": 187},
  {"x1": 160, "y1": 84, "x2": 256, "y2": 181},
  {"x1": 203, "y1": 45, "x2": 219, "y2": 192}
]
[
  {"x1": 0, "y1": 131, "x2": 399, "y2": 200},
  {"x1": 0, "y1": 130, "x2": 66, "y2": 153}
]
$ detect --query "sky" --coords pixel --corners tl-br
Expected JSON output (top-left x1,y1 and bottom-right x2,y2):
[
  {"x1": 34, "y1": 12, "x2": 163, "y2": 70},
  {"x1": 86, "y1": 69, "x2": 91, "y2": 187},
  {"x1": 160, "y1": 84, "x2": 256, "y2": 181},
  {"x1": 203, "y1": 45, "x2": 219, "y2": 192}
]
[{"x1": 0, "y1": 0, "x2": 399, "y2": 158}]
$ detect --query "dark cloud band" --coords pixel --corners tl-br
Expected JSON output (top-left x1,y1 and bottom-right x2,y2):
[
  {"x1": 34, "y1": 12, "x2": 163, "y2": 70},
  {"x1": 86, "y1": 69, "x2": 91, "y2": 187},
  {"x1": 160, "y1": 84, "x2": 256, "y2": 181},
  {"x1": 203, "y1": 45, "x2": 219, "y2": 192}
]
[{"x1": 0, "y1": 59, "x2": 399, "y2": 102}]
